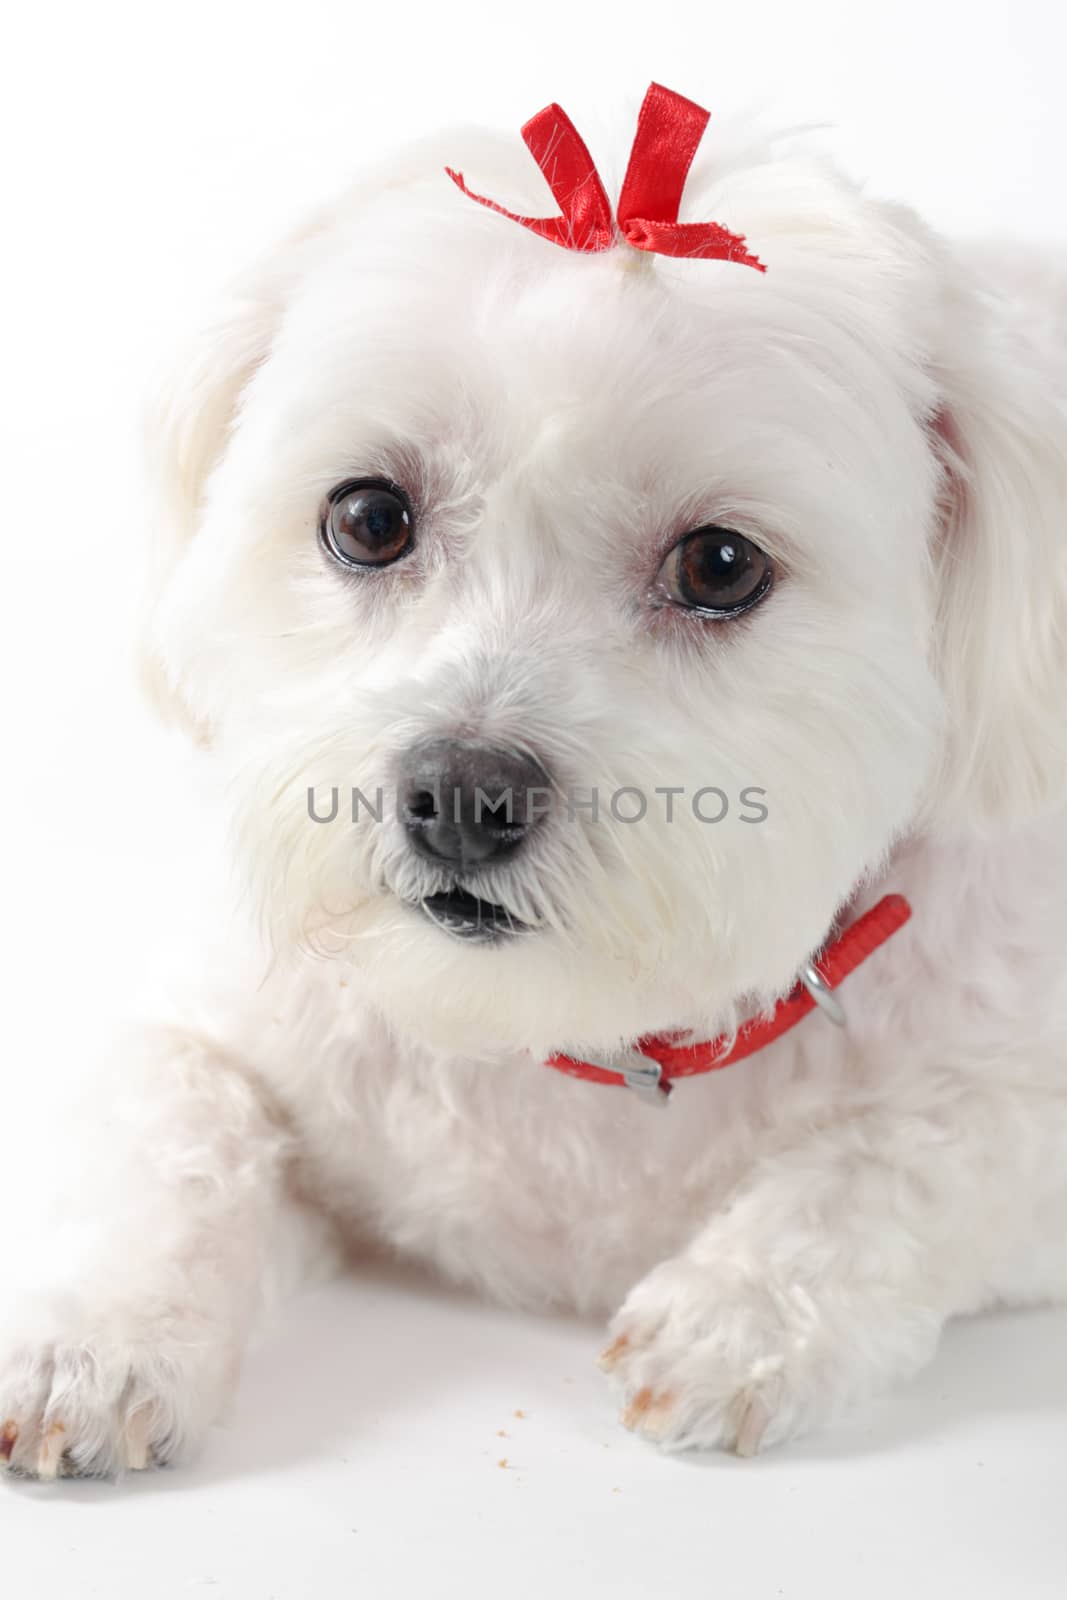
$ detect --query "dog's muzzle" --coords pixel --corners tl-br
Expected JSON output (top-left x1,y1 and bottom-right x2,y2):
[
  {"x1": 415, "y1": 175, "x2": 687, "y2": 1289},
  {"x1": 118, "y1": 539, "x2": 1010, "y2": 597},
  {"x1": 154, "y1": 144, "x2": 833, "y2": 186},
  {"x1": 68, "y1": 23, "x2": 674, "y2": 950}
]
[
  {"x1": 396, "y1": 737, "x2": 551, "y2": 942},
  {"x1": 398, "y1": 737, "x2": 550, "y2": 869}
]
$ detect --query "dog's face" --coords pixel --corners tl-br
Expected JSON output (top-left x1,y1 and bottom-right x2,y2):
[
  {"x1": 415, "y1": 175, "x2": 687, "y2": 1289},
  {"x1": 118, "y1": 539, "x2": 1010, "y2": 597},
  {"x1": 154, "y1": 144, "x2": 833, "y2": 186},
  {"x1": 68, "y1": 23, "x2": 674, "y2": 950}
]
[{"x1": 146, "y1": 116, "x2": 1067, "y2": 1057}]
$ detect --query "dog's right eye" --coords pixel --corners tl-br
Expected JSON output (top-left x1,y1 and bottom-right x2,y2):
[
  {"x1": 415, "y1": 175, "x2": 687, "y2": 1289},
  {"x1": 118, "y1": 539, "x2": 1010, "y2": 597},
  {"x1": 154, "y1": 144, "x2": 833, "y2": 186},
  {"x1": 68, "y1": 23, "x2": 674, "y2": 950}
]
[{"x1": 320, "y1": 479, "x2": 414, "y2": 568}]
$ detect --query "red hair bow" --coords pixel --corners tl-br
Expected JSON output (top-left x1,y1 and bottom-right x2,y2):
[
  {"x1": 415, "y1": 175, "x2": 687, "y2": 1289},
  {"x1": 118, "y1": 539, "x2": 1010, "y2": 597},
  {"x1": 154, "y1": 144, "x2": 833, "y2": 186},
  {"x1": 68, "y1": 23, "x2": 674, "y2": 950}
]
[{"x1": 445, "y1": 82, "x2": 765, "y2": 272}]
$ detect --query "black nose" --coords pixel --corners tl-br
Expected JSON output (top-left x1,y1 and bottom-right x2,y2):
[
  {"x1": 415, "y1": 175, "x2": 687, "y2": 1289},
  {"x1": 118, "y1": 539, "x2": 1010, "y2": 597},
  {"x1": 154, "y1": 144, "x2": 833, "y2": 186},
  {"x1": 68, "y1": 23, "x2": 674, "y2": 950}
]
[{"x1": 398, "y1": 738, "x2": 551, "y2": 868}]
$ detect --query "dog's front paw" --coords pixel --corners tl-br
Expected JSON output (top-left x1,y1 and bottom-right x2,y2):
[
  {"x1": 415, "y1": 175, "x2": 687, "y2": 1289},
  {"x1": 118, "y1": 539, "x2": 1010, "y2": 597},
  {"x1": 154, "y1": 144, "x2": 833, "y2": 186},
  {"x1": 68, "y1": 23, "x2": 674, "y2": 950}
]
[
  {"x1": 0, "y1": 1311, "x2": 238, "y2": 1480},
  {"x1": 601, "y1": 1254, "x2": 923, "y2": 1456}
]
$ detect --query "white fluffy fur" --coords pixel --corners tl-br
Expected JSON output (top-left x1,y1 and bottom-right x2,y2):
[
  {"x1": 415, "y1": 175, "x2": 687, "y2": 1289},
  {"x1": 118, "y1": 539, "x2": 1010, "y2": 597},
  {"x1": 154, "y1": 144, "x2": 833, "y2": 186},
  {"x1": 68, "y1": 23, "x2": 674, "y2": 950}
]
[{"x1": 4, "y1": 100, "x2": 1067, "y2": 1476}]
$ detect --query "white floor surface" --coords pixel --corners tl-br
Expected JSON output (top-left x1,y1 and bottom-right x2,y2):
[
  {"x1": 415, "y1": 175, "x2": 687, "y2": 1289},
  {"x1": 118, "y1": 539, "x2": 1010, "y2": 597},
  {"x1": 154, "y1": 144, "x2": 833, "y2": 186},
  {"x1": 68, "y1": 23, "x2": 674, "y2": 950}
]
[{"x1": 3, "y1": 1266, "x2": 1065, "y2": 1599}]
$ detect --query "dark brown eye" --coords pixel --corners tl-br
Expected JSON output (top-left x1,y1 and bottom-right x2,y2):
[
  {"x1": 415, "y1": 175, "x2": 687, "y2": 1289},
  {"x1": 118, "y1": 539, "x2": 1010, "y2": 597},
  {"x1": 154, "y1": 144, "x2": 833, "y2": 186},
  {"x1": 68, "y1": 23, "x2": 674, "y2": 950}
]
[
  {"x1": 321, "y1": 479, "x2": 414, "y2": 568},
  {"x1": 656, "y1": 526, "x2": 773, "y2": 617}
]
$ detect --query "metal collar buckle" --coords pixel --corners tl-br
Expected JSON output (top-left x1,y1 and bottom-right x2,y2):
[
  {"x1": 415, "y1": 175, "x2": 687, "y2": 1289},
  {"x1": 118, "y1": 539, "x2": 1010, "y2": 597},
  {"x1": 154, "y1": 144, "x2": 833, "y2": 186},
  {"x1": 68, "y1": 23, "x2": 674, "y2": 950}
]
[
  {"x1": 799, "y1": 963, "x2": 847, "y2": 1027},
  {"x1": 584, "y1": 1048, "x2": 673, "y2": 1106}
]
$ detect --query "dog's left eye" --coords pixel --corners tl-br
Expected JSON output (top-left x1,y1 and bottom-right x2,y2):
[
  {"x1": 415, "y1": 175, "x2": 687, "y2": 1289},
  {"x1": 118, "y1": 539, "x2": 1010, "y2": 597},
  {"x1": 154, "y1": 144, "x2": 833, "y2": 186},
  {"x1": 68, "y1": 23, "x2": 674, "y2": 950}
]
[
  {"x1": 320, "y1": 479, "x2": 414, "y2": 568},
  {"x1": 655, "y1": 526, "x2": 773, "y2": 617}
]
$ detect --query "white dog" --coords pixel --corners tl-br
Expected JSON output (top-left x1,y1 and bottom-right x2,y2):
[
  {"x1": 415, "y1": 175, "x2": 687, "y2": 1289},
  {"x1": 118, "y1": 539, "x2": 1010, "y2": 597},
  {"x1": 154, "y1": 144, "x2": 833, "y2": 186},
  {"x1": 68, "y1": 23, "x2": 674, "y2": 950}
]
[{"x1": 4, "y1": 82, "x2": 1067, "y2": 1478}]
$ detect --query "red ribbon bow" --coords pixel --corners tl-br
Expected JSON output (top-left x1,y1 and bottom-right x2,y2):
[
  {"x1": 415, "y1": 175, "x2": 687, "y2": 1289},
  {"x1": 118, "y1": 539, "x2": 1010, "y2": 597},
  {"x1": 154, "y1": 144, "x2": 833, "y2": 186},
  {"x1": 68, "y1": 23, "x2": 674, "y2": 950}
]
[{"x1": 445, "y1": 82, "x2": 765, "y2": 271}]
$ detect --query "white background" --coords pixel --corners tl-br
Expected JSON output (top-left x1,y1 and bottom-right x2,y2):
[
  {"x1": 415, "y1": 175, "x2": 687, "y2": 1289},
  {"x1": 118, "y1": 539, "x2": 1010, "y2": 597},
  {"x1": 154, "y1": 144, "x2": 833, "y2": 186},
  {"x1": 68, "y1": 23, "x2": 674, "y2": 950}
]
[{"x1": 3, "y1": 1, "x2": 1067, "y2": 1595}]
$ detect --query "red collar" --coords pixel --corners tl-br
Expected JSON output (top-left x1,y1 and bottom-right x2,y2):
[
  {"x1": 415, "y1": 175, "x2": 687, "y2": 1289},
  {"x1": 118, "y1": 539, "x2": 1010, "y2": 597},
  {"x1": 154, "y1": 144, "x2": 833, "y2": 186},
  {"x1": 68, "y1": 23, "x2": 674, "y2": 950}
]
[{"x1": 545, "y1": 894, "x2": 911, "y2": 1101}]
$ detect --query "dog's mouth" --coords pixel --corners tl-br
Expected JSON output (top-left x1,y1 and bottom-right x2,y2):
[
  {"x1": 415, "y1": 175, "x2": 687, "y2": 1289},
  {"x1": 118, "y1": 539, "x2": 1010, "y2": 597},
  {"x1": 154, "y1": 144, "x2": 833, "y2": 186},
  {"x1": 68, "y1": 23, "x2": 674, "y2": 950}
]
[{"x1": 417, "y1": 889, "x2": 529, "y2": 943}]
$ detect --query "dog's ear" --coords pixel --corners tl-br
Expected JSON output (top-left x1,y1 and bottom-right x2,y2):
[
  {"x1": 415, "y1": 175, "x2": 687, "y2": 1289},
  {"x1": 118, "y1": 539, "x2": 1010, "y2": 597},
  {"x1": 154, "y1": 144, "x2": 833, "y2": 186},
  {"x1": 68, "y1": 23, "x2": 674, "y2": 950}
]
[
  {"x1": 138, "y1": 147, "x2": 453, "y2": 736},
  {"x1": 148, "y1": 290, "x2": 280, "y2": 550},
  {"x1": 140, "y1": 274, "x2": 283, "y2": 736},
  {"x1": 139, "y1": 221, "x2": 328, "y2": 737},
  {"x1": 926, "y1": 267, "x2": 1067, "y2": 833}
]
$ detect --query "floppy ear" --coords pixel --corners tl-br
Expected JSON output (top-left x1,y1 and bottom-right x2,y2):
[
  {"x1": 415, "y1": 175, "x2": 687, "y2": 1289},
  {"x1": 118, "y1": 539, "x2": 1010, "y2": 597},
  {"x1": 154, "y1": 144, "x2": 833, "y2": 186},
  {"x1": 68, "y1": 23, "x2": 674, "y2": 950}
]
[
  {"x1": 927, "y1": 265, "x2": 1067, "y2": 833},
  {"x1": 138, "y1": 142, "x2": 458, "y2": 735},
  {"x1": 139, "y1": 219, "x2": 331, "y2": 736},
  {"x1": 148, "y1": 296, "x2": 281, "y2": 550},
  {"x1": 140, "y1": 278, "x2": 284, "y2": 736}
]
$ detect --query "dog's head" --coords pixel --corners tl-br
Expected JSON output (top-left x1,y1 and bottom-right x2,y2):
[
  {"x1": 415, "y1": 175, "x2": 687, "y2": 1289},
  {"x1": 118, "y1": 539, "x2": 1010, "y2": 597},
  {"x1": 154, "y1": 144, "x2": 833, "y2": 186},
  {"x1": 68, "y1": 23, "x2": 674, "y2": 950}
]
[{"x1": 143, "y1": 105, "x2": 1067, "y2": 1057}]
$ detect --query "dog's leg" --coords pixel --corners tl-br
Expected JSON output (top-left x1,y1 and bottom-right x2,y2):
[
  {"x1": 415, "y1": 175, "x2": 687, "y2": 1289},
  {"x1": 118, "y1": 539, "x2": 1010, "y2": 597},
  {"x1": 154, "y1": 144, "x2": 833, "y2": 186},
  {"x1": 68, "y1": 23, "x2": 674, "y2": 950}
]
[
  {"x1": 0, "y1": 1025, "x2": 323, "y2": 1479},
  {"x1": 600, "y1": 1092, "x2": 1059, "y2": 1454}
]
